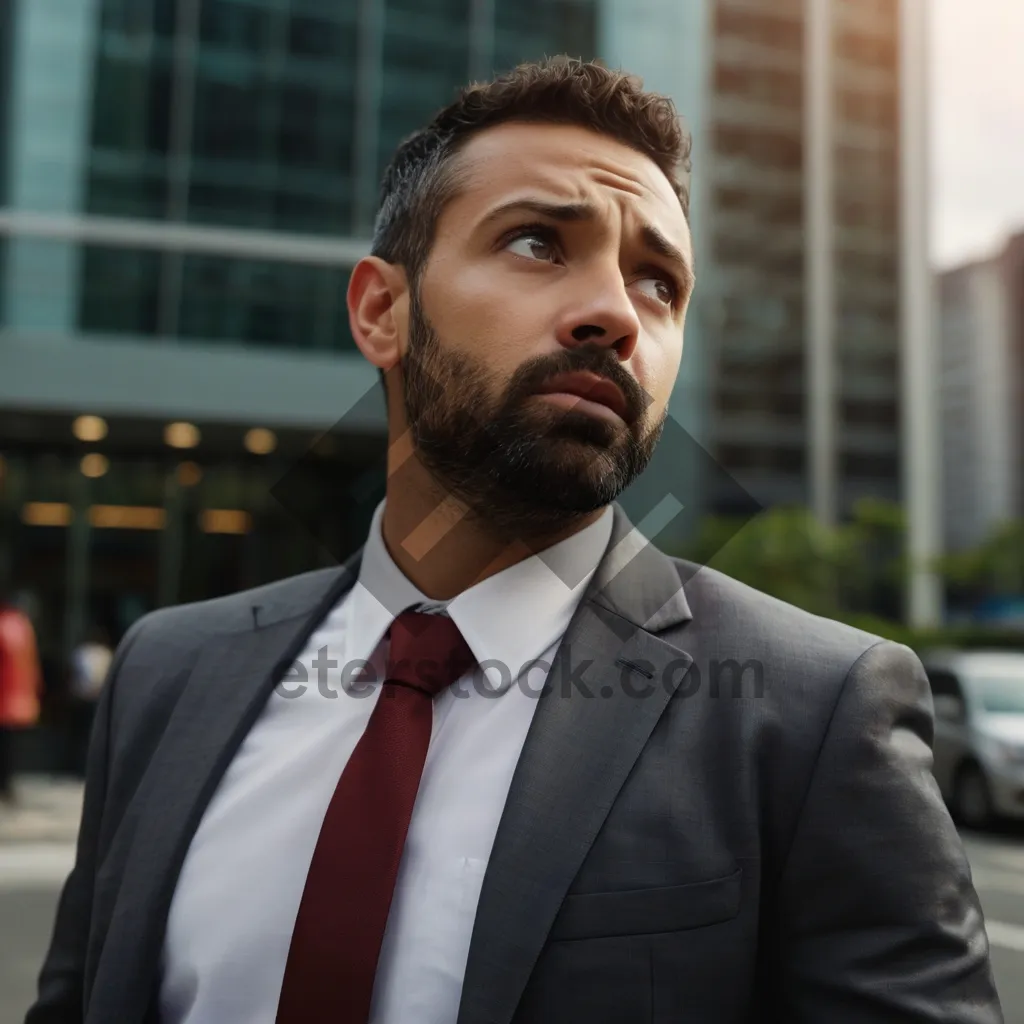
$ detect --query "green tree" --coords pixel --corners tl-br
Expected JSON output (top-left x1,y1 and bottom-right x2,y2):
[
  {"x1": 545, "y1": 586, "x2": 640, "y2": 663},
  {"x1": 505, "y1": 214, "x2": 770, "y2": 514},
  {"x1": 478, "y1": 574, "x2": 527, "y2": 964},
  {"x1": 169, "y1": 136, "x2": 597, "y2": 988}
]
[
  {"x1": 681, "y1": 506, "x2": 857, "y2": 616},
  {"x1": 838, "y1": 498, "x2": 906, "y2": 620},
  {"x1": 680, "y1": 499, "x2": 907, "y2": 621},
  {"x1": 938, "y1": 519, "x2": 1024, "y2": 605}
]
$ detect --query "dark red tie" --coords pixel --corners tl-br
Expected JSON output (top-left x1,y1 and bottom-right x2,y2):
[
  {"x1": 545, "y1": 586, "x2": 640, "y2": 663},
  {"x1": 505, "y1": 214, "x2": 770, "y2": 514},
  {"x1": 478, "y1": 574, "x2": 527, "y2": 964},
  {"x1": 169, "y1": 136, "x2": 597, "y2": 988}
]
[{"x1": 275, "y1": 609, "x2": 475, "y2": 1024}]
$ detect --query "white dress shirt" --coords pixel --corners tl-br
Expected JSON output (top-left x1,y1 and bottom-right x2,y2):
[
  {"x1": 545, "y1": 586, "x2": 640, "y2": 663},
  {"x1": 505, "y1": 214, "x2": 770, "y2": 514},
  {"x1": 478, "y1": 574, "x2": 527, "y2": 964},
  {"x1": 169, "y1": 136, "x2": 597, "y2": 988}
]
[{"x1": 159, "y1": 499, "x2": 614, "y2": 1024}]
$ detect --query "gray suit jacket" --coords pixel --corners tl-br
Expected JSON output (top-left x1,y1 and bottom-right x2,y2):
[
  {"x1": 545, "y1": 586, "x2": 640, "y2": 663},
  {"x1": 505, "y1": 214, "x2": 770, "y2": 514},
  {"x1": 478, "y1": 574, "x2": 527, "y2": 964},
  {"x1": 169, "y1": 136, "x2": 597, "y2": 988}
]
[{"x1": 27, "y1": 504, "x2": 1003, "y2": 1023}]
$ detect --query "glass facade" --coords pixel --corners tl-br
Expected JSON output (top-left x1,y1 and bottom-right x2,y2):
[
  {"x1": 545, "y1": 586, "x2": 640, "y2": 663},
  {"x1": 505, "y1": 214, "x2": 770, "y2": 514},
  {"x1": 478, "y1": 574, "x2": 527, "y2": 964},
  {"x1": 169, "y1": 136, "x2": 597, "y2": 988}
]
[
  {"x1": 1, "y1": 0, "x2": 98, "y2": 332},
  {"x1": 378, "y1": 0, "x2": 472, "y2": 210},
  {"x1": 77, "y1": 243, "x2": 358, "y2": 350},
  {"x1": 0, "y1": 0, "x2": 12, "y2": 204},
  {"x1": 707, "y1": 0, "x2": 808, "y2": 509},
  {"x1": 2, "y1": 0, "x2": 598, "y2": 352},
  {"x1": 89, "y1": 0, "x2": 361, "y2": 232},
  {"x1": 0, "y1": 0, "x2": 10, "y2": 329},
  {"x1": 706, "y1": 0, "x2": 902, "y2": 515},
  {"x1": 833, "y1": 0, "x2": 901, "y2": 508}
]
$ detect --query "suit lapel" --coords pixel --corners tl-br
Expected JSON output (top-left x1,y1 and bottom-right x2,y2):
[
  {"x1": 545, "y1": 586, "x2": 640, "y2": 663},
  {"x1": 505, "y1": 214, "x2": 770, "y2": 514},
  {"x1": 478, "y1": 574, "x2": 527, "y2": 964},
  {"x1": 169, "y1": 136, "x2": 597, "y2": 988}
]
[
  {"x1": 457, "y1": 505, "x2": 694, "y2": 1024},
  {"x1": 87, "y1": 557, "x2": 361, "y2": 1024}
]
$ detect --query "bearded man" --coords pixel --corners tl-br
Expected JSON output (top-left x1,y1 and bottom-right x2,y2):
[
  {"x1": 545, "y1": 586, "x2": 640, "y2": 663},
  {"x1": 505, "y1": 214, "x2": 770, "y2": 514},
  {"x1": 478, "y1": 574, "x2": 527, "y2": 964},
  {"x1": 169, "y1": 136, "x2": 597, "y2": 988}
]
[{"x1": 28, "y1": 58, "x2": 1002, "y2": 1024}]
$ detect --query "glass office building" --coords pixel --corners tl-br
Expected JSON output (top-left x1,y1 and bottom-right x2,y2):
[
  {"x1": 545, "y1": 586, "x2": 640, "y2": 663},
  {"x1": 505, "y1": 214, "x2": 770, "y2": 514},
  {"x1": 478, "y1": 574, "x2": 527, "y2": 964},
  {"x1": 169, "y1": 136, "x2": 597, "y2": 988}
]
[
  {"x1": 5, "y1": 0, "x2": 599, "y2": 351},
  {"x1": 832, "y1": 0, "x2": 902, "y2": 510},
  {"x1": 0, "y1": 0, "x2": 923, "y2": 680},
  {"x1": 705, "y1": 0, "x2": 904, "y2": 514},
  {"x1": 0, "y1": 0, "x2": 603, "y2": 669}
]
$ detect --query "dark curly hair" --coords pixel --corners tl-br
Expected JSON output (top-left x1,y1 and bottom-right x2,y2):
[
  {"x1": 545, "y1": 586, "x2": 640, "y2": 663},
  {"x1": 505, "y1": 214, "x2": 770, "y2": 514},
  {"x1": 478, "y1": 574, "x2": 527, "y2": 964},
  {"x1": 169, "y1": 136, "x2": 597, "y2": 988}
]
[{"x1": 370, "y1": 55, "x2": 692, "y2": 285}]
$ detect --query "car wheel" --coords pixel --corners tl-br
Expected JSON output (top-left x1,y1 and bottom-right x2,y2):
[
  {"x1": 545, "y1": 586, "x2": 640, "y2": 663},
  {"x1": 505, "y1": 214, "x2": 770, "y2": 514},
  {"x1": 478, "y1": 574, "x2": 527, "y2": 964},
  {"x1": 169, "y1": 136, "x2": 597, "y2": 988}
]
[{"x1": 952, "y1": 763, "x2": 995, "y2": 829}]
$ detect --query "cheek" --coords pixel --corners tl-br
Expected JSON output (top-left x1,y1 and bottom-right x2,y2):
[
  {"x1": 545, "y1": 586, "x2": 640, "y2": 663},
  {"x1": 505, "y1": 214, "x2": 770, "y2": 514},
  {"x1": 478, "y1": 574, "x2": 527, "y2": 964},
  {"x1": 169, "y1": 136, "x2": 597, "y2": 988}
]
[
  {"x1": 426, "y1": 270, "x2": 545, "y2": 374},
  {"x1": 635, "y1": 334, "x2": 682, "y2": 412}
]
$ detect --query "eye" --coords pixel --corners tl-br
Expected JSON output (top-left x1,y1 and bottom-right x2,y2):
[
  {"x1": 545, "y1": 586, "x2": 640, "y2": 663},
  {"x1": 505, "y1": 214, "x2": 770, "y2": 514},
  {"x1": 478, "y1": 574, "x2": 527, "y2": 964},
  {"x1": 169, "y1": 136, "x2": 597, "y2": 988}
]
[
  {"x1": 503, "y1": 226, "x2": 561, "y2": 264},
  {"x1": 635, "y1": 276, "x2": 677, "y2": 306}
]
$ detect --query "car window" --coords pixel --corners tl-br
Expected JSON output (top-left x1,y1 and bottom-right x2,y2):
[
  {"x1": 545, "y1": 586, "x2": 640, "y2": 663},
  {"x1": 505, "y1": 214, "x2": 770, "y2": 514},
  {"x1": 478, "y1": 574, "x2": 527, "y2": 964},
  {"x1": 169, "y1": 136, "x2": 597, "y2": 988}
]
[
  {"x1": 926, "y1": 669, "x2": 964, "y2": 700},
  {"x1": 969, "y1": 674, "x2": 1024, "y2": 714}
]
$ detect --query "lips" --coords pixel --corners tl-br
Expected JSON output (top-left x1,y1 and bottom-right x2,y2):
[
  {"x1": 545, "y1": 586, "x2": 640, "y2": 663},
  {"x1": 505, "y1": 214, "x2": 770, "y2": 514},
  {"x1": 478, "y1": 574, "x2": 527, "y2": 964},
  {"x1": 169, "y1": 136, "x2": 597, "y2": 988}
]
[{"x1": 535, "y1": 371, "x2": 631, "y2": 422}]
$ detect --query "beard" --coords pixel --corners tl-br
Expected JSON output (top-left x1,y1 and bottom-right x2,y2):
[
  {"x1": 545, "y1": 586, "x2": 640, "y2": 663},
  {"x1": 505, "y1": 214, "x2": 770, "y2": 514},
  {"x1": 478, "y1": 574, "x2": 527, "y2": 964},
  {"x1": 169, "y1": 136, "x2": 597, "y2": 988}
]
[{"x1": 399, "y1": 291, "x2": 667, "y2": 540}]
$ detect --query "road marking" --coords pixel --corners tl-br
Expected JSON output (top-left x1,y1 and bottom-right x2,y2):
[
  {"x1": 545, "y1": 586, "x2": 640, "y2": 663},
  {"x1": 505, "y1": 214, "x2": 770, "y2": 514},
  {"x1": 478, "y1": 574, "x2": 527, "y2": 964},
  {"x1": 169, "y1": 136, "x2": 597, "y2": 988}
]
[
  {"x1": 0, "y1": 843, "x2": 75, "y2": 889},
  {"x1": 971, "y1": 867, "x2": 1024, "y2": 897},
  {"x1": 988, "y1": 920, "x2": 1024, "y2": 953},
  {"x1": 976, "y1": 848, "x2": 1024, "y2": 873}
]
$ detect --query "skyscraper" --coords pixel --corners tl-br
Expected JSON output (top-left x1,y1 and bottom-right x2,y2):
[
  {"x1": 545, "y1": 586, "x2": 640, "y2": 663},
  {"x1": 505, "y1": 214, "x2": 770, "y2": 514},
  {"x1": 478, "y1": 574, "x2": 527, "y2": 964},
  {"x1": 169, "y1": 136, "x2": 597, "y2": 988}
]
[
  {"x1": 702, "y1": 0, "x2": 904, "y2": 518},
  {"x1": 686, "y1": 0, "x2": 938, "y2": 625},
  {"x1": 939, "y1": 231, "x2": 1024, "y2": 553}
]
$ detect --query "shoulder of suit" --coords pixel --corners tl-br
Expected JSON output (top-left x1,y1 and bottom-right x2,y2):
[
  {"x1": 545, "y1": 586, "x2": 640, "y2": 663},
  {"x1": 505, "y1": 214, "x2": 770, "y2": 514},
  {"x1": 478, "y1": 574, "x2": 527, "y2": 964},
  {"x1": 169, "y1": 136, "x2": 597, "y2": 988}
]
[
  {"x1": 117, "y1": 565, "x2": 349, "y2": 665},
  {"x1": 665, "y1": 554, "x2": 894, "y2": 664}
]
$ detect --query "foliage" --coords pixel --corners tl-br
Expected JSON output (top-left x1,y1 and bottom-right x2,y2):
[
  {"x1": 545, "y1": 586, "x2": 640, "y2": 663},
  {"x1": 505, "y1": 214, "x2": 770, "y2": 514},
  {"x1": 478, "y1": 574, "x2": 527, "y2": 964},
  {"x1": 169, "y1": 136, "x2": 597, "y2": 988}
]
[
  {"x1": 935, "y1": 519, "x2": 1024, "y2": 602},
  {"x1": 677, "y1": 501, "x2": 1024, "y2": 651},
  {"x1": 838, "y1": 614, "x2": 1024, "y2": 653},
  {"x1": 836, "y1": 498, "x2": 906, "y2": 620},
  {"x1": 679, "y1": 499, "x2": 905, "y2": 620},
  {"x1": 681, "y1": 506, "x2": 853, "y2": 617}
]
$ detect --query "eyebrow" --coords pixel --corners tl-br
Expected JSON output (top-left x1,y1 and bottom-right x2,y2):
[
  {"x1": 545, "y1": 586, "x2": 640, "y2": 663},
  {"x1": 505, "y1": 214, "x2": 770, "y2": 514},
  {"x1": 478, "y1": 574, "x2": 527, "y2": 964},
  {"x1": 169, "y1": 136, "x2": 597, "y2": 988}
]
[
  {"x1": 480, "y1": 197, "x2": 696, "y2": 294},
  {"x1": 640, "y1": 224, "x2": 695, "y2": 297}
]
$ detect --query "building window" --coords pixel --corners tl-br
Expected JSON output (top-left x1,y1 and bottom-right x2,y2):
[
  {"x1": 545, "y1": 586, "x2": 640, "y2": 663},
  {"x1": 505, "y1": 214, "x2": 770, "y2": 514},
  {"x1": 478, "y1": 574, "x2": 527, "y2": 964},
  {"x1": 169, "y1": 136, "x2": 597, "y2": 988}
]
[
  {"x1": 79, "y1": 0, "x2": 599, "y2": 355},
  {"x1": 175, "y1": 256, "x2": 355, "y2": 351},
  {"x1": 842, "y1": 400, "x2": 898, "y2": 430},
  {"x1": 840, "y1": 452, "x2": 899, "y2": 478},
  {"x1": 715, "y1": 8, "x2": 803, "y2": 53},
  {"x1": 77, "y1": 244, "x2": 356, "y2": 353},
  {"x1": 714, "y1": 124, "x2": 803, "y2": 172},
  {"x1": 494, "y1": 0, "x2": 598, "y2": 71},
  {"x1": 717, "y1": 444, "x2": 805, "y2": 475},
  {"x1": 714, "y1": 63, "x2": 801, "y2": 109},
  {"x1": 79, "y1": 246, "x2": 162, "y2": 336}
]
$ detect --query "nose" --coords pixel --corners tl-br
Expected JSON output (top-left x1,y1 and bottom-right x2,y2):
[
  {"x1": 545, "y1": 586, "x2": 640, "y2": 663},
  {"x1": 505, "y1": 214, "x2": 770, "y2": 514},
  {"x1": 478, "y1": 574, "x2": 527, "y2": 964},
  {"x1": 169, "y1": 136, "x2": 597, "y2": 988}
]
[{"x1": 555, "y1": 266, "x2": 641, "y2": 362}]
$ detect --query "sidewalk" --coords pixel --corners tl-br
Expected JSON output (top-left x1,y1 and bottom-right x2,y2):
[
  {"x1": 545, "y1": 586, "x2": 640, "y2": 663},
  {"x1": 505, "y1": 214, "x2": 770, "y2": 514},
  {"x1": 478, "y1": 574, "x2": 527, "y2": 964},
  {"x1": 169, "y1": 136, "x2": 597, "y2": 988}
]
[{"x1": 0, "y1": 776, "x2": 84, "y2": 845}]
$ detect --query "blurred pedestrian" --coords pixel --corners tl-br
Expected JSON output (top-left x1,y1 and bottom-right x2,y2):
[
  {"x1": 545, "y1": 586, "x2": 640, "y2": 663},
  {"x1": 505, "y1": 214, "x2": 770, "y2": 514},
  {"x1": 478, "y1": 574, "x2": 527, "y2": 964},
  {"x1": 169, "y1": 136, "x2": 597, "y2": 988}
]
[
  {"x1": 0, "y1": 589, "x2": 43, "y2": 806},
  {"x1": 67, "y1": 625, "x2": 113, "y2": 776}
]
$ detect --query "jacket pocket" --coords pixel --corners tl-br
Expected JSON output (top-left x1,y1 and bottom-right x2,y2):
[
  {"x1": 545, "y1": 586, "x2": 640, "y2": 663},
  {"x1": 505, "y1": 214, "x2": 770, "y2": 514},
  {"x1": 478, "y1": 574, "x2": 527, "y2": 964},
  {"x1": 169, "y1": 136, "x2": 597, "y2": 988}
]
[{"x1": 548, "y1": 868, "x2": 743, "y2": 941}]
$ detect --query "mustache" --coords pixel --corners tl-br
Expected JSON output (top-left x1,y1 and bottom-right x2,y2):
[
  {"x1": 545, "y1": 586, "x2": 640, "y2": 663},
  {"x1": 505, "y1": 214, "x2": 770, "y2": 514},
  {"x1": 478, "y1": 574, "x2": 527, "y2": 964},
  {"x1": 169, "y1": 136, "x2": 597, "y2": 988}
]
[{"x1": 505, "y1": 345, "x2": 652, "y2": 425}]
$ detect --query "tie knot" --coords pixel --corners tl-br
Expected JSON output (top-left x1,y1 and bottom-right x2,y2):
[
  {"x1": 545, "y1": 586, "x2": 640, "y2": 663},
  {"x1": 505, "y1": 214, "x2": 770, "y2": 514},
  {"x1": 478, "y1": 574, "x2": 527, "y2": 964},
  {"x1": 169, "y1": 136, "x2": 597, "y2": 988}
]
[{"x1": 385, "y1": 609, "x2": 475, "y2": 698}]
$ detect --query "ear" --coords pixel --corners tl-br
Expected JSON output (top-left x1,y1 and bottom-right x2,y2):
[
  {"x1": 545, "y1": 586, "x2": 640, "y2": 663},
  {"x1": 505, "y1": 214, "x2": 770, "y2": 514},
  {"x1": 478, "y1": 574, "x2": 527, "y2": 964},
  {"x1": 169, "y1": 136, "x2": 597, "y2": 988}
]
[{"x1": 347, "y1": 256, "x2": 410, "y2": 371}]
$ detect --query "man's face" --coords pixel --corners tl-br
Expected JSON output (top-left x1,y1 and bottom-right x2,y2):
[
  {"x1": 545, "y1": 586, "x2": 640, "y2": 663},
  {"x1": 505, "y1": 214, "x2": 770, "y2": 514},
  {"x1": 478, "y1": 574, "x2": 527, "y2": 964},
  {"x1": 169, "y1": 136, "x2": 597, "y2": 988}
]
[{"x1": 400, "y1": 121, "x2": 694, "y2": 537}]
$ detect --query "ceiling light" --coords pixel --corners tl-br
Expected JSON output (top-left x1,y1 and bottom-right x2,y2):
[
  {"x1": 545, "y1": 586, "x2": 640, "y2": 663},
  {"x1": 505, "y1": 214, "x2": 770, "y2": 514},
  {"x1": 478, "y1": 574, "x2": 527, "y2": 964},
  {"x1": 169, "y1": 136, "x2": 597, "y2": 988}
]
[
  {"x1": 73, "y1": 415, "x2": 108, "y2": 442},
  {"x1": 21, "y1": 502, "x2": 73, "y2": 527},
  {"x1": 165, "y1": 422, "x2": 201, "y2": 449},
  {"x1": 89, "y1": 505, "x2": 165, "y2": 530},
  {"x1": 80, "y1": 453, "x2": 109, "y2": 478},
  {"x1": 244, "y1": 427, "x2": 277, "y2": 455},
  {"x1": 201, "y1": 509, "x2": 252, "y2": 535}
]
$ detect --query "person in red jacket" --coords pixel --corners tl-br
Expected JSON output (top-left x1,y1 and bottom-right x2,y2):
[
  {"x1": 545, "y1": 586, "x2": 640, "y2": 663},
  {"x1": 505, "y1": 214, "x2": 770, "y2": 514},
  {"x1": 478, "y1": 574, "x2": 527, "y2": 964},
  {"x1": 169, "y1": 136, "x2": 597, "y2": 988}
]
[{"x1": 0, "y1": 590, "x2": 43, "y2": 805}]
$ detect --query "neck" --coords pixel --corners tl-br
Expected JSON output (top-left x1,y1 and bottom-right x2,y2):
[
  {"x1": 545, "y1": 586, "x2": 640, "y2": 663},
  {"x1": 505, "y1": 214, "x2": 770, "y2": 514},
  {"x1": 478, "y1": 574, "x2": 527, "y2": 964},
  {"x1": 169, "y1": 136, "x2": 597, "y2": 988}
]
[{"x1": 380, "y1": 437, "x2": 603, "y2": 601}]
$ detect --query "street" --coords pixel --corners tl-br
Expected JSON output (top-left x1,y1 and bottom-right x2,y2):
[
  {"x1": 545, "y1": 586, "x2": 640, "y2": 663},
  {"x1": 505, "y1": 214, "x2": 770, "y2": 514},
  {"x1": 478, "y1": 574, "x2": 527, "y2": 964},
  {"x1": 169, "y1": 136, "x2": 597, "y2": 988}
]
[
  {"x1": 2, "y1": 785, "x2": 1024, "y2": 1023},
  {"x1": 964, "y1": 826, "x2": 1024, "y2": 1020}
]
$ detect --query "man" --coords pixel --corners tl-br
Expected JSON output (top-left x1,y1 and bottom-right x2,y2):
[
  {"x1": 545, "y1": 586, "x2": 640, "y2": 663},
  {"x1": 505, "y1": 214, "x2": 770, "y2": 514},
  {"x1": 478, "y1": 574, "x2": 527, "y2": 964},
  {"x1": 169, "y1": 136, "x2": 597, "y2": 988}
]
[{"x1": 29, "y1": 58, "x2": 1002, "y2": 1023}]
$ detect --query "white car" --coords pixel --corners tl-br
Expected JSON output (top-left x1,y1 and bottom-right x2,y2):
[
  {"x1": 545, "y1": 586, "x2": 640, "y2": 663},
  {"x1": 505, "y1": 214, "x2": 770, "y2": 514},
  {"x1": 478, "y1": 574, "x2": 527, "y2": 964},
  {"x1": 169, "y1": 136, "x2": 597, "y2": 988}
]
[{"x1": 919, "y1": 649, "x2": 1024, "y2": 828}]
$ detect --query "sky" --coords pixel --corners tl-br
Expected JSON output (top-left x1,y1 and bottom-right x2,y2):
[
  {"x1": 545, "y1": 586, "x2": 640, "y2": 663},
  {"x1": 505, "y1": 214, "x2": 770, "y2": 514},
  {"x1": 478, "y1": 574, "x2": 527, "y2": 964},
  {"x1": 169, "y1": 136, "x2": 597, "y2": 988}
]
[{"x1": 932, "y1": 0, "x2": 1024, "y2": 269}]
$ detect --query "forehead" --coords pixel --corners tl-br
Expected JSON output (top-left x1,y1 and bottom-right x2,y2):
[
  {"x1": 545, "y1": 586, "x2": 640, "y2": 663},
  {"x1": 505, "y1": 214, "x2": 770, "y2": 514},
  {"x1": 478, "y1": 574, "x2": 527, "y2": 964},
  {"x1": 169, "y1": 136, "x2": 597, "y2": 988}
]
[{"x1": 444, "y1": 121, "x2": 690, "y2": 253}]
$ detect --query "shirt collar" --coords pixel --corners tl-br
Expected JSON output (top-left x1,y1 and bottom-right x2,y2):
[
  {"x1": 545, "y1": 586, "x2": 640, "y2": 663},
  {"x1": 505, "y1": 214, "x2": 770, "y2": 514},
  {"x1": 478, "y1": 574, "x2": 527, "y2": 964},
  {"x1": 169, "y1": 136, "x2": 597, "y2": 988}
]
[{"x1": 351, "y1": 499, "x2": 614, "y2": 693}]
